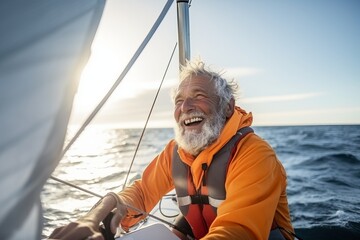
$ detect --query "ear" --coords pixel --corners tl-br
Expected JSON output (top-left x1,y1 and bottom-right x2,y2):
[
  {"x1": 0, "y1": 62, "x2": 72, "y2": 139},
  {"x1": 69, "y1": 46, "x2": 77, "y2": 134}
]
[{"x1": 225, "y1": 98, "x2": 235, "y2": 118}]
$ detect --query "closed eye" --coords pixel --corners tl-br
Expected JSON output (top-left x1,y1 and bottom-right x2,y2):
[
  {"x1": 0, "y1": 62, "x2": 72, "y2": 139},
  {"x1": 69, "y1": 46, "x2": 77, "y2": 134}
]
[
  {"x1": 175, "y1": 98, "x2": 183, "y2": 105},
  {"x1": 194, "y1": 93, "x2": 207, "y2": 99}
]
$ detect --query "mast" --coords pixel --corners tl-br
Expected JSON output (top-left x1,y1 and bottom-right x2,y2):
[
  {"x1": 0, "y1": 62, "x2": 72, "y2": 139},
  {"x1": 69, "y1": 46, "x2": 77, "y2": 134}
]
[{"x1": 176, "y1": 0, "x2": 191, "y2": 68}]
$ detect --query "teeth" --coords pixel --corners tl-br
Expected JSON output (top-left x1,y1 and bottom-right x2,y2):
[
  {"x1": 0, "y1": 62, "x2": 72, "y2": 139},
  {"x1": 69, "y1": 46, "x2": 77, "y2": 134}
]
[{"x1": 184, "y1": 117, "x2": 203, "y2": 125}]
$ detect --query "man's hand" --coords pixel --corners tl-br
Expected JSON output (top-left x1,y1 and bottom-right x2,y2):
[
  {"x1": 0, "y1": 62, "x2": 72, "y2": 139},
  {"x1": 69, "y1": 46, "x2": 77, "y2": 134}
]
[
  {"x1": 48, "y1": 192, "x2": 127, "y2": 240},
  {"x1": 48, "y1": 219, "x2": 104, "y2": 240}
]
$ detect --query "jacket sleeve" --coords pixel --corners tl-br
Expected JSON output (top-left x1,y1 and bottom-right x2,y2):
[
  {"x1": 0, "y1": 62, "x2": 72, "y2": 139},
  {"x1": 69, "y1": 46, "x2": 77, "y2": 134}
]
[
  {"x1": 202, "y1": 134, "x2": 286, "y2": 240},
  {"x1": 118, "y1": 141, "x2": 175, "y2": 229}
]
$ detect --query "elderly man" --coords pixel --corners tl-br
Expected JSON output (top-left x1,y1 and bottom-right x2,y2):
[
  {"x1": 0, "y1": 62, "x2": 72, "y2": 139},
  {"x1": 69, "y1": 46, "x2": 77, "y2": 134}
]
[{"x1": 50, "y1": 59, "x2": 294, "y2": 240}]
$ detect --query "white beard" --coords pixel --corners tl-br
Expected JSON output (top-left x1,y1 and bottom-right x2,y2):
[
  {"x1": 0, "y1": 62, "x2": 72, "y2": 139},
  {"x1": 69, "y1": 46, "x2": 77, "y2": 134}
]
[{"x1": 174, "y1": 110, "x2": 226, "y2": 156}]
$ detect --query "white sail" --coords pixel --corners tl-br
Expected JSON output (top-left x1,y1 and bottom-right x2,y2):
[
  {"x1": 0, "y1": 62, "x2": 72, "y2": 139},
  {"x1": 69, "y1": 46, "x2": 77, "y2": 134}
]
[{"x1": 0, "y1": 0, "x2": 105, "y2": 239}]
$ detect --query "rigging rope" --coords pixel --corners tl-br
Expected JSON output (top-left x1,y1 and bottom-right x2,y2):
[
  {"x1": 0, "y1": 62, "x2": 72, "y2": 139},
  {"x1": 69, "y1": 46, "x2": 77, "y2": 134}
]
[
  {"x1": 49, "y1": 176, "x2": 182, "y2": 234},
  {"x1": 50, "y1": 0, "x2": 174, "y2": 183},
  {"x1": 47, "y1": 0, "x2": 180, "y2": 231},
  {"x1": 49, "y1": 42, "x2": 179, "y2": 236},
  {"x1": 59, "y1": 0, "x2": 174, "y2": 160},
  {"x1": 122, "y1": 42, "x2": 178, "y2": 189}
]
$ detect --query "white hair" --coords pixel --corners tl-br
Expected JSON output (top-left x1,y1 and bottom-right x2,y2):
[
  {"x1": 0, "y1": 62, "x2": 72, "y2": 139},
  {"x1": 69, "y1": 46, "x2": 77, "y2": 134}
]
[{"x1": 172, "y1": 58, "x2": 239, "y2": 109}]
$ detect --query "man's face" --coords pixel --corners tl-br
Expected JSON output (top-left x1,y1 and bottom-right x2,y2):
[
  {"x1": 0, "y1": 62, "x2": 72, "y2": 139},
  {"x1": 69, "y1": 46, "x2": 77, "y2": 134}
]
[
  {"x1": 173, "y1": 75, "x2": 226, "y2": 155},
  {"x1": 174, "y1": 75, "x2": 219, "y2": 133}
]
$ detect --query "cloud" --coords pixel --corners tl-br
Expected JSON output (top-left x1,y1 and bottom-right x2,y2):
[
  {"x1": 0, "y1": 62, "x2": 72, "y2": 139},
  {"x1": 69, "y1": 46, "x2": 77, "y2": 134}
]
[
  {"x1": 253, "y1": 107, "x2": 360, "y2": 126},
  {"x1": 241, "y1": 92, "x2": 323, "y2": 103},
  {"x1": 222, "y1": 67, "x2": 263, "y2": 78}
]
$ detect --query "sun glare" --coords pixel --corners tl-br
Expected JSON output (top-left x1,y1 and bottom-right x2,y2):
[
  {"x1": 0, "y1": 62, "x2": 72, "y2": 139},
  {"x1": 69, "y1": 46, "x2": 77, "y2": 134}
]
[
  {"x1": 75, "y1": 52, "x2": 119, "y2": 109},
  {"x1": 73, "y1": 49, "x2": 148, "y2": 114}
]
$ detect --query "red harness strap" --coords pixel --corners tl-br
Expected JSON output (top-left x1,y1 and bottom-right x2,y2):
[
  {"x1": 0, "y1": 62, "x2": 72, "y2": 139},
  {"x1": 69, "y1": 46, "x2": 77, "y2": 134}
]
[
  {"x1": 173, "y1": 127, "x2": 254, "y2": 239},
  {"x1": 183, "y1": 170, "x2": 209, "y2": 238}
]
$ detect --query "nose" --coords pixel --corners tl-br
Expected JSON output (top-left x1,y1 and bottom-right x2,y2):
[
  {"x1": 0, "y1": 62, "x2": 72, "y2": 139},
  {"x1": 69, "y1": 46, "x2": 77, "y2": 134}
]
[{"x1": 180, "y1": 97, "x2": 195, "y2": 113}]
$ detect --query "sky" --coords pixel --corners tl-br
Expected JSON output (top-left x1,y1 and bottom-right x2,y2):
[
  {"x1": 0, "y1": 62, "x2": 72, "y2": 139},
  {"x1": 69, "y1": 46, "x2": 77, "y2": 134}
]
[{"x1": 69, "y1": 0, "x2": 360, "y2": 128}]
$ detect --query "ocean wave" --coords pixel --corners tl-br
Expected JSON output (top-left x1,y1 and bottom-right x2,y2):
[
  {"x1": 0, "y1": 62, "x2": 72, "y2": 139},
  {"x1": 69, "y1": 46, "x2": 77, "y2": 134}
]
[
  {"x1": 313, "y1": 153, "x2": 359, "y2": 165},
  {"x1": 294, "y1": 153, "x2": 360, "y2": 170},
  {"x1": 295, "y1": 222, "x2": 360, "y2": 240}
]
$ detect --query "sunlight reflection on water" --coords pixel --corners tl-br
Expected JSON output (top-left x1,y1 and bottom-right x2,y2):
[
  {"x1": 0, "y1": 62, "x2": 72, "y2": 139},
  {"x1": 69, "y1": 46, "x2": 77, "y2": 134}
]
[{"x1": 41, "y1": 127, "x2": 174, "y2": 238}]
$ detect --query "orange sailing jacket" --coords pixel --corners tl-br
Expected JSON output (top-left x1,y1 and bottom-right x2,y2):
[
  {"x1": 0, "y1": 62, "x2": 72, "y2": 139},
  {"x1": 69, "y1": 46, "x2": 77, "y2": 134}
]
[{"x1": 119, "y1": 107, "x2": 294, "y2": 240}]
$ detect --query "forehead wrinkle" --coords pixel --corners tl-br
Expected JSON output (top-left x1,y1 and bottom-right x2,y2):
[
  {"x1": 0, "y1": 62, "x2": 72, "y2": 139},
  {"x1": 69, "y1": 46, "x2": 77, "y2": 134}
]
[
  {"x1": 182, "y1": 74, "x2": 194, "y2": 96},
  {"x1": 181, "y1": 74, "x2": 212, "y2": 92},
  {"x1": 176, "y1": 75, "x2": 193, "y2": 99}
]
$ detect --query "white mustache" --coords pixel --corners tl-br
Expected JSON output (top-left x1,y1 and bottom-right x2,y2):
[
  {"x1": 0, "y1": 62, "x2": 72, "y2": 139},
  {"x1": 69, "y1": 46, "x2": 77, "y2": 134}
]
[{"x1": 178, "y1": 111, "x2": 205, "y2": 123}]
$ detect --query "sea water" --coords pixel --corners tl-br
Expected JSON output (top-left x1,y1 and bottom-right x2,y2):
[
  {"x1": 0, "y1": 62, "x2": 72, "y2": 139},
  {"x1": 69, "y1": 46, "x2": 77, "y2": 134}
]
[{"x1": 41, "y1": 125, "x2": 360, "y2": 239}]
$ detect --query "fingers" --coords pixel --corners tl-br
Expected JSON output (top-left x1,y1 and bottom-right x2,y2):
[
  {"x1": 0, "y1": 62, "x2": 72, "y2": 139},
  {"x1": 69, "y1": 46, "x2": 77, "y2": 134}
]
[
  {"x1": 47, "y1": 221, "x2": 104, "y2": 240},
  {"x1": 110, "y1": 211, "x2": 123, "y2": 234},
  {"x1": 48, "y1": 222, "x2": 80, "y2": 239},
  {"x1": 109, "y1": 195, "x2": 127, "y2": 235},
  {"x1": 118, "y1": 203, "x2": 128, "y2": 216},
  {"x1": 83, "y1": 232, "x2": 104, "y2": 240},
  {"x1": 48, "y1": 226, "x2": 65, "y2": 238}
]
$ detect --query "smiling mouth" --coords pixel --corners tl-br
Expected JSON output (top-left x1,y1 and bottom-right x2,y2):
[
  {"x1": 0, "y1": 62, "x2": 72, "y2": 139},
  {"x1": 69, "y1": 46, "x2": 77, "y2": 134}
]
[{"x1": 184, "y1": 117, "x2": 204, "y2": 126}]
